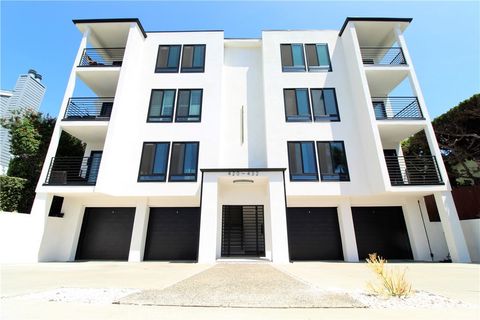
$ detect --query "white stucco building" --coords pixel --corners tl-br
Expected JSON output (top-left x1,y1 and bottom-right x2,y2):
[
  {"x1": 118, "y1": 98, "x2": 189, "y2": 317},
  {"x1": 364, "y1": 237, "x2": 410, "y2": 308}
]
[{"x1": 24, "y1": 17, "x2": 473, "y2": 264}]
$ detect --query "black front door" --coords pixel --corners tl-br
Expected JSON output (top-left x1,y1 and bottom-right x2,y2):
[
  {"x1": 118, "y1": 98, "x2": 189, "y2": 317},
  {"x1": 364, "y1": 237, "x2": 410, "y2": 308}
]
[
  {"x1": 384, "y1": 149, "x2": 404, "y2": 185},
  {"x1": 221, "y1": 205, "x2": 265, "y2": 257}
]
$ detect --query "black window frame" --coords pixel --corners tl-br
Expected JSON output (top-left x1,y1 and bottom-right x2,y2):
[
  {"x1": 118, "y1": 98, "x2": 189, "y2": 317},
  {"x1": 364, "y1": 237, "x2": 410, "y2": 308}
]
[
  {"x1": 287, "y1": 141, "x2": 319, "y2": 182},
  {"x1": 181, "y1": 44, "x2": 206, "y2": 73},
  {"x1": 310, "y1": 88, "x2": 340, "y2": 122},
  {"x1": 168, "y1": 141, "x2": 200, "y2": 182},
  {"x1": 305, "y1": 43, "x2": 333, "y2": 72},
  {"x1": 155, "y1": 45, "x2": 181, "y2": 73},
  {"x1": 175, "y1": 89, "x2": 203, "y2": 122},
  {"x1": 283, "y1": 88, "x2": 312, "y2": 122},
  {"x1": 146, "y1": 89, "x2": 176, "y2": 123},
  {"x1": 316, "y1": 141, "x2": 350, "y2": 182},
  {"x1": 280, "y1": 43, "x2": 306, "y2": 72},
  {"x1": 138, "y1": 142, "x2": 171, "y2": 182}
]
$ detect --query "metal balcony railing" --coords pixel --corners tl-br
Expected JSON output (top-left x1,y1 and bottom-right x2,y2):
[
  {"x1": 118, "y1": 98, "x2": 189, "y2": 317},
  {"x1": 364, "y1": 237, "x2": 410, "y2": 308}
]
[
  {"x1": 63, "y1": 97, "x2": 114, "y2": 120},
  {"x1": 44, "y1": 156, "x2": 102, "y2": 185},
  {"x1": 360, "y1": 47, "x2": 406, "y2": 65},
  {"x1": 78, "y1": 48, "x2": 125, "y2": 67},
  {"x1": 385, "y1": 155, "x2": 443, "y2": 186},
  {"x1": 372, "y1": 97, "x2": 424, "y2": 120}
]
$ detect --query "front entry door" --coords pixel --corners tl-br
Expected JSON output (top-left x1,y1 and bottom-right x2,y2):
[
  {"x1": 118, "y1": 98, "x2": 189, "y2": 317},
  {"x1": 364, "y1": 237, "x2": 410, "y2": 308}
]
[{"x1": 221, "y1": 205, "x2": 265, "y2": 257}]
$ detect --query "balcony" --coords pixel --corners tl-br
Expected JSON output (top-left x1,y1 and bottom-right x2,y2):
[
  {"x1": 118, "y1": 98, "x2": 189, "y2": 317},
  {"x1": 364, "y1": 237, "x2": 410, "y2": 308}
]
[
  {"x1": 360, "y1": 47, "x2": 406, "y2": 66},
  {"x1": 44, "y1": 155, "x2": 102, "y2": 186},
  {"x1": 385, "y1": 155, "x2": 443, "y2": 186},
  {"x1": 63, "y1": 97, "x2": 114, "y2": 121},
  {"x1": 78, "y1": 48, "x2": 125, "y2": 67},
  {"x1": 372, "y1": 97, "x2": 423, "y2": 120}
]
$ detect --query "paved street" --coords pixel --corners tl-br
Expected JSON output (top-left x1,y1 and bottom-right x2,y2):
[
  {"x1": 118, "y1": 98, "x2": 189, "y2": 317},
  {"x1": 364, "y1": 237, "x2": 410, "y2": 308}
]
[{"x1": 1, "y1": 262, "x2": 479, "y2": 319}]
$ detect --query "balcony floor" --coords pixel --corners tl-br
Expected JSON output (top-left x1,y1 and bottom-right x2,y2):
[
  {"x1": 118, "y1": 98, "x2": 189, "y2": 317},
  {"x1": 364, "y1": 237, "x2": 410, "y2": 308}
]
[{"x1": 61, "y1": 121, "x2": 108, "y2": 145}]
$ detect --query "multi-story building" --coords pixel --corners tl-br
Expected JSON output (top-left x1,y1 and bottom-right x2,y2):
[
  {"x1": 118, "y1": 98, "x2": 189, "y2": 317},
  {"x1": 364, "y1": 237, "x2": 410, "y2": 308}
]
[
  {"x1": 0, "y1": 70, "x2": 46, "y2": 174},
  {"x1": 28, "y1": 17, "x2": 471, "y2": 263}
]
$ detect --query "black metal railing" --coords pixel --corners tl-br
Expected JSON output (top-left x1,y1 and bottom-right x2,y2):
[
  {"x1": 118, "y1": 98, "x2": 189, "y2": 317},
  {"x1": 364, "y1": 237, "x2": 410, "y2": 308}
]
[
  {"x1": 372, "y1": 97, "x2": 423, "y2": 120},
  {"x1": 44, "y1": 156, "x2": 102, "y2": 185},
  {"x1": 78, "y1": 48, "x2": 125, "y2": 67},
  {"x1": 360, "y1": 47, "x2": 406, "y2": 65},
  {"x1": 63, "y1": 97, "x2": 114, "y2": 120},
  {"x1": 385, "y1": 155, "x2": 443, "y2": 186}
]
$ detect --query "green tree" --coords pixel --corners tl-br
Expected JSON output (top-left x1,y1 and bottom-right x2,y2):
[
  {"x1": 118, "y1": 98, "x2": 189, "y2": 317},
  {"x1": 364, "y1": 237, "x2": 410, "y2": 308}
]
[
  {"x1": 403, "y1": 94, "x2": 480, "y2": 185},
  {"x1": 1, "y1": 110, "x2": 85, "y2": 212}
]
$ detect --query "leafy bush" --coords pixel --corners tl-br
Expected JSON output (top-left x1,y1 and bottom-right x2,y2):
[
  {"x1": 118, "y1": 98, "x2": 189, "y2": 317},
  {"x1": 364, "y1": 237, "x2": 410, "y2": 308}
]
[
  {"x1": 366, "y1": 253, "x2": 412, "y2": 298},
  {"x1": 0, "y1": 176, "x2": 28, "y2": 212}
]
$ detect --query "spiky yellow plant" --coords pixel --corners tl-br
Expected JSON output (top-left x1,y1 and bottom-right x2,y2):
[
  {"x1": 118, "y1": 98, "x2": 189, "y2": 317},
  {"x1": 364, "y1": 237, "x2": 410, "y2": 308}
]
[{"x1": 366, "y1": 253, "x2": 412, "y2": 298}]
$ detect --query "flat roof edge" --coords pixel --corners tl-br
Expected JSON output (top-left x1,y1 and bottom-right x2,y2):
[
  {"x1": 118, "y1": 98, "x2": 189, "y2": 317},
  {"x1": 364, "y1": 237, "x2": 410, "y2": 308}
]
[
  {"x1": 201, "y1": 168, "x2": 286, "y2": 172},
  {"x1": 339, "y1": 17, "x2": 413, "y2": 37},
  {"x1": 72, "y1": 18, "x2": 147, "y2": 38}
]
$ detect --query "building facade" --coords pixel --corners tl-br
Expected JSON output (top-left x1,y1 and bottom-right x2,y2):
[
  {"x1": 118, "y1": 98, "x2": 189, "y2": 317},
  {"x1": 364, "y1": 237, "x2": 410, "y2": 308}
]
[
  {"x1": 0, "y1": 70, "x2": 46, "y2": 174},
  {"x1": 28, "y1": 18, "x2": 471, "y2": 263}
]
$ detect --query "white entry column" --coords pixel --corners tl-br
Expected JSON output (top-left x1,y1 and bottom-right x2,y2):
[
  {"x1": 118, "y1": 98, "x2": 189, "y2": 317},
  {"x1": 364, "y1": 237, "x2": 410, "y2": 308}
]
[
  {"x1": 198, "y1": 173, "x2": 219, "y2": 263},
  {"x1": 434, "y1": 191, "x2": 471, "y2": 263},
  {"x1": 337, "y1": 199, "x2": 359, "y2": 262},
  {"x1": 268, "y1": 172, "x2": 289, "y2": 263},
  {"x1": 128, "y1": 198, "x2": 149, "y2": 262}
]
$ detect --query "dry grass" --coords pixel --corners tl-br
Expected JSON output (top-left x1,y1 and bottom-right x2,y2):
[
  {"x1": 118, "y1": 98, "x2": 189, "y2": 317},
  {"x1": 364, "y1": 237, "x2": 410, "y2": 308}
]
[{"x1": 366, "y1": 253, "x2": 412, "y2": 298}]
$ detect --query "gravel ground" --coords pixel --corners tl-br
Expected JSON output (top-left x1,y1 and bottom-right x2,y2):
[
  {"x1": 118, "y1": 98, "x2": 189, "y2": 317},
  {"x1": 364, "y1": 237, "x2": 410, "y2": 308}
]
[
  {"x1": 5, "y1": 287, "x2": 475, "y2": 309},
  {"x1": 12, "y1": 288, "x2": 141, "y2": 304},
  {"x1": 347, "y1": 290, "x2": 474, "y2": 309}
]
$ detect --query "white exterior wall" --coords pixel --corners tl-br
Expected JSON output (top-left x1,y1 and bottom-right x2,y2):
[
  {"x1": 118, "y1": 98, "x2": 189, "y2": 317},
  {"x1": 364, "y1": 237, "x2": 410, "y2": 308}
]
[{"x1": 16, "y1": 19, "x2": 473, "y2": 264}]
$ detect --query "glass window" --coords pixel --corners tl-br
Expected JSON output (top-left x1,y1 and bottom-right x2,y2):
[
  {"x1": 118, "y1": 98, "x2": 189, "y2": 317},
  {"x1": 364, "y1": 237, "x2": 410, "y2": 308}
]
[
  {"x1": 317, "y1": 141, "x2": 350, "y2": 181},
  {"x1": 281, "y1": 44, "x2": 306, "y2": 72},
  {"x1": 284, "y1": 89, "x2": 311, "y2": 122},
  {"x1": 169, "y1": 142, "x2": 199, "y2": 181},
  {"x1": 175, "y1": 89, "x2": 202, "y2": 122},
  {"x1": 155, "y1": 45, "x2": 181, "y2": 73},
  {"x1": 305, "y1": 44, "x2": 332, "y2": 71},
  {"x1": 138, "y1": 142, "x2": 170, "y2": 181},
  {"x1": 181, "y1": 45, "x2": 206, "y2": 72},
  {"x1": 310, "y1": 88, "x2": 340, "y2": 121},
  {"x1": 147, "y1": 90, "x2": 175, "y2": 122},
  {"x1": 287, "y1": 141, "x2": 318, "y2": 181}
]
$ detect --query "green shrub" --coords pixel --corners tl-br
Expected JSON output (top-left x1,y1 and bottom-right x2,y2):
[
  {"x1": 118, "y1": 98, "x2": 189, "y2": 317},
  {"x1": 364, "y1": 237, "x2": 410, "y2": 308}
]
[{"x1": 0, "y1": 176, "x2": 28, "y2": 212}]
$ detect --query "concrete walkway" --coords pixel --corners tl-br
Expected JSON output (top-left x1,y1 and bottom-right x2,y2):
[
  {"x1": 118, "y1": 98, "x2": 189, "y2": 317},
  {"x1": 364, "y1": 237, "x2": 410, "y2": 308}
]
[{"x1": 1, "y1": 262, "x2": 479, "y2": 319}]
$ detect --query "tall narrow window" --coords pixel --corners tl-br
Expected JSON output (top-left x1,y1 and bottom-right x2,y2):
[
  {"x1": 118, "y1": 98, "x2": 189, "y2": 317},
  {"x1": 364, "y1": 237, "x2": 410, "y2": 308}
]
[
  {"x1": 305, "y1": 44, "x2": 332, "y2": 71},
  {"x1": 181, "y1": 45, "x2": 206, "y2": 72},
  {"x1": 169, "y1": 142, "x2": 199, "y2": 181},
  {"x1": 281, "y1": 44, "x2": 306, "y2": 72},
  {"x1": 317, "y1": 141, "x2": 350, "y2": 181},
  {"x1": 311, "y1": 88, "x2": 340, "y2": 121},
  {"x1": 284, "y1": 89, "x2": 311, "y2": 121},
  {"x1": 138, "y1": 142, "x2": 170, "y2": 181},
  {"x1": 287, "y1": 141, "x2": 318, "y2": 181},
  {"x1": 147, "y1": 90, "x2": 175, "y2": 122},
  {"x1": 155, "y1": 45, "x2": 181, "y2": 73},
  {"x1": 175, "y1": 89, "x2": 203, "y2": 122}
]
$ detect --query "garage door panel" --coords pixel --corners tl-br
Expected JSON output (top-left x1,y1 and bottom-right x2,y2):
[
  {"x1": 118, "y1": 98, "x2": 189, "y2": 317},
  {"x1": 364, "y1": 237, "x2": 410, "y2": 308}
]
[
  {"x1": 287, "y1": 207, "x2": 344, "y2": 261},
  {"x1": 144, "y1": 207, "x2": 200, "y2": 261},
  {"x1": 76, "y1": 207, "x2": 135, "y2": 261},
  {"x1": 352, "y1": 207, "x2": 413, "y2": 260}
]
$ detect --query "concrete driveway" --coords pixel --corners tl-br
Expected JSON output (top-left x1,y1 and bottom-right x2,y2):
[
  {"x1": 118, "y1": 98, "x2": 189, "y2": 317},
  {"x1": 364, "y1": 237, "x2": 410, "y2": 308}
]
[{"x1": 1, "y1": 262, "x2": 479, "y2": 319}]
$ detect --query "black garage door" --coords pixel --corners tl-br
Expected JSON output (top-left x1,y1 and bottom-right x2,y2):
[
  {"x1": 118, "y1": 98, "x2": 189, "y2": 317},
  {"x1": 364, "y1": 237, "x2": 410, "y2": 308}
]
[
  {"x1": 352, "y1": 207, "x2": 413, "y2": 260},
  {"x1": 144, "y1": 207, "x2": 201, "y2": 261},
  {"x1": 287, "y1": 207, "x2": 344, "y2": 261},
  {"x1": 76, "y1": 207, "x2": 136, "y2": 260}
]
